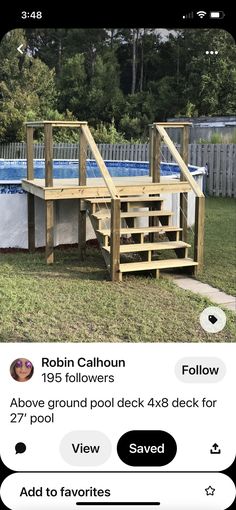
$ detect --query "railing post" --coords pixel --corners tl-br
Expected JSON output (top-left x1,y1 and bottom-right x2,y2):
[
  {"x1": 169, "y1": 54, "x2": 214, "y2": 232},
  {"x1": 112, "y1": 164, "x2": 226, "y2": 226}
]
[
  {"x1": 149, "y1": 124, "x2": 161, "y2": 242},
  {"x1": 26, "y1": 126, "x2": 35, "y2": 252},
  {"x1": 44, "y1": 123, "x2": 53, "y2": 187},
  {"x1": 26, "y1": 127, "x2": 34, "y2": 180},
  {"x1": 111, "y1": 198, "x2": 121, "y2": 282},
  {"x1": 194, "y1": 196, "x2": 205, "y2": 273},
  {"x1": 78, "y1": 128, "x2": 87, "y2": 261},
  {"x1": 149, "y1": 125, "x2": 153, "y2": 177},
  {"x1": 180, "y1": 125, "x2": 189, "y2": 242},
  {"x1": 44, "y1": 123, "x2": 54, "y2": 263},
  {"x1": 150, "y1": 124, "x2": 161, "y2": 183}
]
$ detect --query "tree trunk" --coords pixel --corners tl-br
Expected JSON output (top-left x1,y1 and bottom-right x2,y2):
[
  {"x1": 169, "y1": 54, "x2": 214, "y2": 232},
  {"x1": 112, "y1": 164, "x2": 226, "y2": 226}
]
[
  {"x1": 131, "y1": 29, "x2": 138, "y2": 95},
  {"x1": 140, "y1": 29, "x2": 145, "y2": 92}
]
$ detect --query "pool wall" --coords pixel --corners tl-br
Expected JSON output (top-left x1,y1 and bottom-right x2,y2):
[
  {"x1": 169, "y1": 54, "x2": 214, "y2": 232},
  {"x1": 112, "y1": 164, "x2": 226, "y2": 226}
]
[{"x1": 0, "y1": 160, "x2": 205, "y2": 249}]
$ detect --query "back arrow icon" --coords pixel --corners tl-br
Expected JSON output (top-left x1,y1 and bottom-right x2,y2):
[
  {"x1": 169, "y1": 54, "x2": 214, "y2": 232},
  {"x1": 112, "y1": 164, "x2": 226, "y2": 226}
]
[{"x1": 17, "y1": 44, "x2": 24, "y2": 55}]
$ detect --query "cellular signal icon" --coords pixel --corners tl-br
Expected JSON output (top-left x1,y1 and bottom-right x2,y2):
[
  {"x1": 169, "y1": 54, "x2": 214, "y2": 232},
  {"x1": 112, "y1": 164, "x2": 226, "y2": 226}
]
[
  {"x1": 197, "y1": 10, "x2": 207, "y2": 18},
  {"x1": 183, "y1": 12, "x2": 194, "y2": 19}
]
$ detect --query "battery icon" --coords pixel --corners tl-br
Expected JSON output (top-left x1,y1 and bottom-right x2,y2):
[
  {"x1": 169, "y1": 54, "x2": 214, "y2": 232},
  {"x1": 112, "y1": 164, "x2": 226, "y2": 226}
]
[{"x1": 210, "y1": 11, "x2": 225, "y2": 19}]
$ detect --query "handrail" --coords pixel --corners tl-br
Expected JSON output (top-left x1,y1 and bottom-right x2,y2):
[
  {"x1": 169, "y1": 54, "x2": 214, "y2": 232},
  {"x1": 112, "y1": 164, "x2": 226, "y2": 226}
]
[
  {"x1": 155, "y1": 125, "x2": 204, "y2": 198},
  {"x1": 154, "y1": 123, "x2": 205, "y2": 272},
  {"x1": 80, "y1": 124, "x2": 121, "y2": 280},
  {"x1": 81, "y1": 124, "x2": 120, "y2": 200}
]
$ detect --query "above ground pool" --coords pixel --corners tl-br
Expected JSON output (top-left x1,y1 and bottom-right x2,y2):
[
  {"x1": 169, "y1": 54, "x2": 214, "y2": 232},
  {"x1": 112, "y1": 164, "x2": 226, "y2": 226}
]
[
  {"x1": 0, "y1": 159, "x2": 205, "y2": 194},
  {"x1": 0, "y1": 159, "x2": 206, "y2": 248}
]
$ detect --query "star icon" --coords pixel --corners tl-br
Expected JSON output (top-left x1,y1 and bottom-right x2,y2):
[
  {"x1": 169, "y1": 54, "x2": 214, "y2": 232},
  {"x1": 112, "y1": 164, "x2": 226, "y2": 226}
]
[{"x1": 205, "y1": 486, "x2": 215, "y2": 496}]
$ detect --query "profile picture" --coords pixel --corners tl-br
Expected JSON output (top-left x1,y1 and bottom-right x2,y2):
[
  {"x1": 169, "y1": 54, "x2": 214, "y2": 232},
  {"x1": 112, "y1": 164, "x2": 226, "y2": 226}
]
[{"x1": 10, "y1": 358, "x2": 34, "y2": 382}]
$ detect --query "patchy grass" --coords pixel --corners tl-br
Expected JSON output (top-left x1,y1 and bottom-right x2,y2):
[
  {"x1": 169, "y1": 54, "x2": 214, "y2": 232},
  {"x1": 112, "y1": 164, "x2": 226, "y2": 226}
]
[
  {"x1": 192, "y1": 197, "x2": 236, "y2": 295},
  {"x1": 0, "y1": 247, "x2": 235, "y2": 342}
]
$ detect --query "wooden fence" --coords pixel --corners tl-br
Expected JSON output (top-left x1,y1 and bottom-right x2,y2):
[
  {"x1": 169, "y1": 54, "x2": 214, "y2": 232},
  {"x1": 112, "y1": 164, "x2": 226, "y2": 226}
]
[{"x1": 0, "y1": 143, "x2": 235, "y2": 197}]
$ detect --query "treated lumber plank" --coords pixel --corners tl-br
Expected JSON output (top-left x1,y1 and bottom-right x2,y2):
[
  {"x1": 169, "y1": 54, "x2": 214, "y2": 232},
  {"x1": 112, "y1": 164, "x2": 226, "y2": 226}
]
[
  {"x1": 26, "y1": 121, "x2": 87, "y2": 128},
  {"x1": 45, "y1": 200, "x2": 54, "y2": 264},
  {"x1": 81, "y1": 124, "x2": 119, "y2": 200},
  {"x1": 93, "y1": 210, "x2": 173, "y2": 220},
  {"x1": 43, "y1": 182, "x2": 192, "y2": 200},
  {"x1": 22, "y1": 180, "x2": 45, "y2": 199},
  {"x1": 44, "y1": 123, "x2": 53, "y2": 187},
  {"x1": 153, "y1": 122, "x2": 192, "y2": 127},
  {"x1": 156, "y1": 125, "x2": 204, "y2": 197},
  {"x1": 180, "y1": 125, "x2": 189, "y2": 241},
  {"x1": 150, "y1": 127, "x2": 161, "y2": 182},
  {"x1": 110, "y1": 198, "x2": 121, "y2": 281},
  {"x1": 103, "y1": 241, "x2": 191, "y2": 254},
  {"x1": 26, "y1": 127, "x2": 34, "y2": 180},
  {"x1": 120, "y1": 258, "x2": 198, "y2": 272},
  {"x1": 28, "y1": 194, "x2": 35, "y2": 252},
  {"x1": 78, "y1": 129, "x2": 87, "y2": 260},
  {"x1": 194, "y1": 196, "x2": 205, "y2": 272},
  {"x1": 78, "y1": 205, "x2": 86, "y2": 261},
  {"x1": 98, "y1": 226, "x2": 182, "y2": 236},
  {"x1": 85, "y1": 196, "x2": 163, "y2": 204},
  {"x1": 79, "y1": 129, "x2": 87, "y2": 186}
]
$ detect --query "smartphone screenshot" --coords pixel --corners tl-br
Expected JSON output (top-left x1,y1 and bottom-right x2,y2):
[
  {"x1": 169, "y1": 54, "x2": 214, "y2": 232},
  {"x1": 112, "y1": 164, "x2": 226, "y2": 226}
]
[{"x1": 0, "y1": 6, "x2": 235, "y2": 509}]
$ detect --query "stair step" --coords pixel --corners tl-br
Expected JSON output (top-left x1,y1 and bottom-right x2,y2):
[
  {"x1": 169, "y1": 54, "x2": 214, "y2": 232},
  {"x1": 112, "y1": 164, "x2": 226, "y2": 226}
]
[
  {"x1": 103, "y1": 241, "x2": 190, "y2": 254},
  {"x1": 85, "y1": 196, "x2": 163, "y2": 204},
  {"x1": 120, "y1": 258, "x2": 198, "y2": 273},
  {"x1": 93, "y1": 210, "x2": 173, "y2": 220},
  {"x1": 97, "y1": 226, "x2": 182, "y2": 236}
]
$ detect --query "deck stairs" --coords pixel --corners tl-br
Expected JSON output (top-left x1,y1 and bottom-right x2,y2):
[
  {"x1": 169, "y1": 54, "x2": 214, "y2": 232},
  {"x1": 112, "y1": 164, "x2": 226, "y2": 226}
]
[{"x1": 84, "y1": 193, "x2": 198, "y2": 281}]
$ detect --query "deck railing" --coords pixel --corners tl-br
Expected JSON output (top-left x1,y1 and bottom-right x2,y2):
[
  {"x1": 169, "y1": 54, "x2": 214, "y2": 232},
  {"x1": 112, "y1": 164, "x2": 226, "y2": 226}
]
[
  {"x1": 25, "y1": 121, "x2": 121, "y2": 280},
  {"x1": 151, "y1": 123, "x2": 205, "y2": 272}
]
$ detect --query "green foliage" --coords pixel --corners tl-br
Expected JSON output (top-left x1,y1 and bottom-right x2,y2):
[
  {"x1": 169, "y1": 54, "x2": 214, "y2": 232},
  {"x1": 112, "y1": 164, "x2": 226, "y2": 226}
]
[
  {"x1": 0, "y1": 28, "x2": 236, "y2": 143},
  {"x1": 91, "y1": 119, "x2": 127, "y2": 143},
  {"x1": 0, "y1": 30, "x2": 59, "y2": 142},
  {"x1": 198, "y1": 130, "x2": 236, "y2": 144}
]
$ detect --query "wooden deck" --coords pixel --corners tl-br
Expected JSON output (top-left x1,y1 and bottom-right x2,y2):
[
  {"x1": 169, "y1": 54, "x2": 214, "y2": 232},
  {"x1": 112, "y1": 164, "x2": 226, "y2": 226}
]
[
  {"x1": 23, "y1": 120, "x2": 204, "y2": 279},
  {"x1": 22, "y1": 176, "x2": 192, "y2": 200}
]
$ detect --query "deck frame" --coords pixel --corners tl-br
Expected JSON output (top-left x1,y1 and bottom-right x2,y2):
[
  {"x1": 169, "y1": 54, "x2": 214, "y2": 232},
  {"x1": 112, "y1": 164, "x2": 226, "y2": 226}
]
[{"x1": 24, "y1": 121, "x2": 205, "y2": 279}]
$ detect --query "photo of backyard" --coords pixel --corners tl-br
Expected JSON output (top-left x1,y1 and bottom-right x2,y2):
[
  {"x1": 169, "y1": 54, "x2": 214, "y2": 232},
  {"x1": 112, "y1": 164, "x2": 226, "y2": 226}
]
[{"x1": 0, "y1": 28, "x2": 235, "y2": 342}]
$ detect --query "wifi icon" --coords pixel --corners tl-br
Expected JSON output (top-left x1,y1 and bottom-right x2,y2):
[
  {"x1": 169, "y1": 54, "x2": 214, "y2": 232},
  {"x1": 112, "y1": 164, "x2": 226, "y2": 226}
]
[{"x1": 197, "y1": 10, "x2": 207, "y2": 18}]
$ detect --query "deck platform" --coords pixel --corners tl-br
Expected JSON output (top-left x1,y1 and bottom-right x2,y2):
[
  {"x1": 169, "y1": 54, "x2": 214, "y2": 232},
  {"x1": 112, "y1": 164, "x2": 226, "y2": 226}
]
[
  {"x1": 22, "y1": 176, "x2": 192, "y2": 200},
  {"x1": 23, "y1": 120, "x2": 204, "y2": 279}
]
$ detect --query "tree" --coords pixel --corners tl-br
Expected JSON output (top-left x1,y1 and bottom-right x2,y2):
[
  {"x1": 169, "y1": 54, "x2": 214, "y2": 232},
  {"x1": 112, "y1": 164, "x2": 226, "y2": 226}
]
[{"x1": 0, "y1": 29, "x2": 58, "y2": 142}]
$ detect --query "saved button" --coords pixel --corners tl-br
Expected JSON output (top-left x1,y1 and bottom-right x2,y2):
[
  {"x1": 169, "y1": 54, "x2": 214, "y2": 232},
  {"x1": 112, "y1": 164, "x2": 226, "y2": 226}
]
[{"x1": 117, "y1": 430, "x2": 177, "y2": 466}]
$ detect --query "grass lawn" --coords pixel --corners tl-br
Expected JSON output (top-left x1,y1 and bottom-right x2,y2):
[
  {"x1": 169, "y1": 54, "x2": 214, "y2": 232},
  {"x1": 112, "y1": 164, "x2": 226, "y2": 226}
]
[
  {"x1": 191, "y1": 197, "x2": 236, "y2": 295},
  {"x1": 0, "y1": 242, "x2": 235, "y2": 342}
]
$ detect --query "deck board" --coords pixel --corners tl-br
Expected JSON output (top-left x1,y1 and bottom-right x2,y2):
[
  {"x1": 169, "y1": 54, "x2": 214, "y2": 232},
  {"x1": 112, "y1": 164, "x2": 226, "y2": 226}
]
[{"x1": 22, "y1": 177, "x2": 191, "y2": 200}]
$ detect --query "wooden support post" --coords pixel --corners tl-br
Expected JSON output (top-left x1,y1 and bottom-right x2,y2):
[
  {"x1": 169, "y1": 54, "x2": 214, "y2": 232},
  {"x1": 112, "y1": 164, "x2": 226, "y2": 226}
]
[
  {"x1": 79, "y1": 129, "x2": 87, "y2": 186},
  {"x1": 44, "y1": 124, "x2": 53, "y2": 187},
  {"x1": 152, "y1": 128, "x2": 161, "y2": 183},
  {"x1": 150, "y1": 126, "x2": 161, "y2": 241},
  {"x1": 180, "y1": 125, "x2": 189, "y2": 242},
  {"x1": 45, "y1": 200, "x2": 54, "y2": 264},
  {"x1": 194, "y1": 196, "x2": 205, "y2": 273},
  {"x1": 78, "y1": 202, "x2": 87, "y2": 261},
  {"x1": 78, "y1": 129, "x2": 88, "y2": 260},
  {"x1": 26, "y1": 127, "x2": 34, "y2": 180},
  {"x1": 111, "y1": 198, "x2": 121, "y2": 282},
  {"x1": 149, "y1": 125, "x2": 153, "y2": 177},
  {"x1": 28, "y1": 194, "x2": 35, "y2": 252}
]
